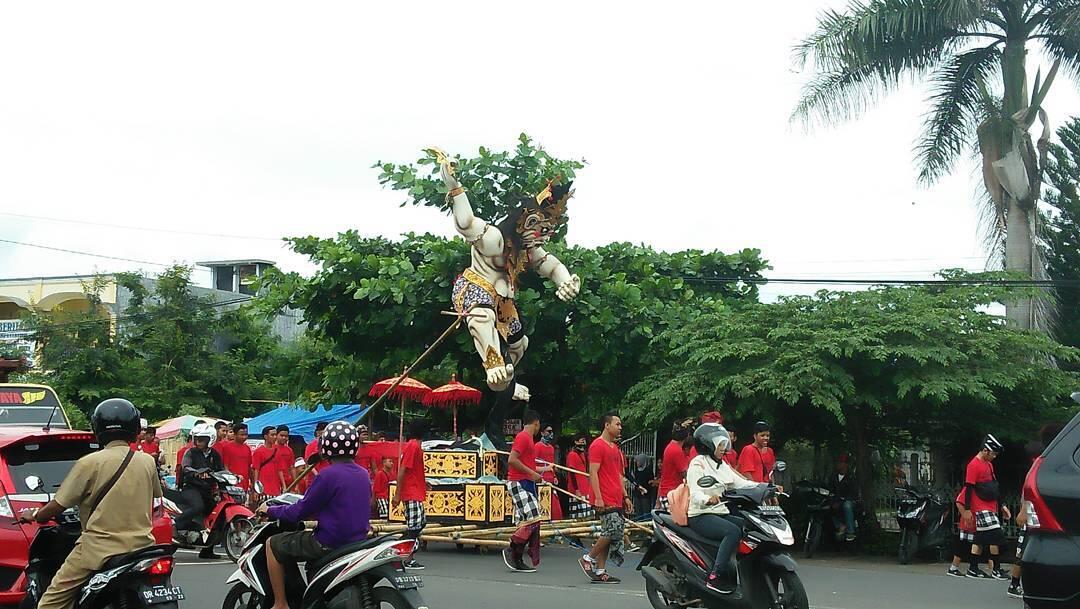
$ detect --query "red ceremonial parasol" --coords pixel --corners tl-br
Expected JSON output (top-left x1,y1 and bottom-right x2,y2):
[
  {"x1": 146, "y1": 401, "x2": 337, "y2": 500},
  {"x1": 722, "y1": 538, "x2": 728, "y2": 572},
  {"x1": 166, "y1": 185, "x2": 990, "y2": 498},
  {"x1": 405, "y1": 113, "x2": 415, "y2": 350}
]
[
  {"x1": 369, "y1": 368, "x2": 432, "y2": 457},
  {"x1": 423, "y1": 374, "x2": 482, "y2": 438}
]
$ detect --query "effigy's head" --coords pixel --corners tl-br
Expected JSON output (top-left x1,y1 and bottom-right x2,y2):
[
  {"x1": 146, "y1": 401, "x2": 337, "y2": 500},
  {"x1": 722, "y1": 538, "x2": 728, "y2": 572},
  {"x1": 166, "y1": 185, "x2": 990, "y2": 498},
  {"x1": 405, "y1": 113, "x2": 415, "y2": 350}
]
[{"x1": 500, "y1": 180, "x2": 573, "y2": 249}]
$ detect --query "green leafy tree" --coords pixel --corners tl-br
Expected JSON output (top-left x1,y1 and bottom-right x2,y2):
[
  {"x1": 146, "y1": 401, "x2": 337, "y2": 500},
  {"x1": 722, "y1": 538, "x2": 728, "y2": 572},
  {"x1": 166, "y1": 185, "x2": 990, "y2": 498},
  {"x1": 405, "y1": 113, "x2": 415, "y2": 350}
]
[
  {"x1": 261, "y1": 235, "x2": 767, "y2": 428},
  {"x1": 793, "y1": 0, "x2": 1080, "y2": 329},
  {"x1": 626, "y1": 273, "x2": 1079, "y2": 501},
  {"x1": 29, "y1": 267, "x2": 288, "y2": 423},
  {"x1": 1044, "y1": 117, "x2": 1080, "y2": 357},
  {"x1": 375, "y1": 134, "x2": 586, "y2": 226}
]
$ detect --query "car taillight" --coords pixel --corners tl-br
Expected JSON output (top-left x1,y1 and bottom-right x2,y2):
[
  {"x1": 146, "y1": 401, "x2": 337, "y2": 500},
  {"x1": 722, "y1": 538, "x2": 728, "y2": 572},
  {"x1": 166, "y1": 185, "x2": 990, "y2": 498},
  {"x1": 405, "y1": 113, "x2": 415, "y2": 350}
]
[{"x1": 1023, "y1": 457, "x2": 1063, "y2": 533}]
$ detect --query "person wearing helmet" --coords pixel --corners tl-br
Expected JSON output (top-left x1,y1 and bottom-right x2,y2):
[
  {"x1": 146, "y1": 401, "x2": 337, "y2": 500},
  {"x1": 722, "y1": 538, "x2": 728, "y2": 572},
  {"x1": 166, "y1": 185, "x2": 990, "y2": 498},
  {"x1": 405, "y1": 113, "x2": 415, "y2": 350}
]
[
  {"x1": 961, "y1": 433, "x2": 1010, "y2": 580},
  {"x1": 176, "y1": 422, "x2": 225, "y2": 558},
  {"x1": 257, "y1": 421, "x2": 371, "y2": 609},
  {"x1": 686, "y1": 423, "x2": 763, "y2": 596},
  {"x1": 18, "y1": 399, "x2": 161, "y2": 609}
]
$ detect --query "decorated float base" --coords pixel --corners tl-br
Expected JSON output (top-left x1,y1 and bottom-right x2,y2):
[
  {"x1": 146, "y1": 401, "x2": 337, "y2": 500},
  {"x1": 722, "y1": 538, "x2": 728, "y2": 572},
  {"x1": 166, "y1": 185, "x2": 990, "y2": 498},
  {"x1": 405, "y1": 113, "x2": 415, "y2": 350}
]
[{"x1": 387, "y1": 480, "x2": 553, "y2": 525}]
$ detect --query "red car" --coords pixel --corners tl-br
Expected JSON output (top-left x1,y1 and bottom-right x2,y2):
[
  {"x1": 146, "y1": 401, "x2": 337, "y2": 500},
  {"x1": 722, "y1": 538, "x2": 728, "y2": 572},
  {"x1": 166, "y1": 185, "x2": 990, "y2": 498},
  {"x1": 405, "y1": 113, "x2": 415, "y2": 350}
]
[{"x1": 0, "y1": 426, "x2": 173, "y2": 606}]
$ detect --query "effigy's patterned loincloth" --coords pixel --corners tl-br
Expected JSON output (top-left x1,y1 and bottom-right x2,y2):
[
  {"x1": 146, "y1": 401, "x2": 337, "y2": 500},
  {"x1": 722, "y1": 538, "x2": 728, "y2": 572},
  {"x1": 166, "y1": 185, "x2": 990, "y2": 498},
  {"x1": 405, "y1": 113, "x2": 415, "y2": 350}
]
[{"x1": 452, "y1": 268, "x2": 524, "y2": 342}]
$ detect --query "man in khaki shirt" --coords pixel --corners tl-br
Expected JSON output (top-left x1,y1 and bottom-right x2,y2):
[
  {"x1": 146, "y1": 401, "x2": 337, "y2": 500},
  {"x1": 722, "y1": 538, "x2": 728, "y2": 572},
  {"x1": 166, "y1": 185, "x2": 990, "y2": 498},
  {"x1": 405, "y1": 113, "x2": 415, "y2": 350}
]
[{"x1": 19, "y1": 399, "x2": 161, "y2": 609}]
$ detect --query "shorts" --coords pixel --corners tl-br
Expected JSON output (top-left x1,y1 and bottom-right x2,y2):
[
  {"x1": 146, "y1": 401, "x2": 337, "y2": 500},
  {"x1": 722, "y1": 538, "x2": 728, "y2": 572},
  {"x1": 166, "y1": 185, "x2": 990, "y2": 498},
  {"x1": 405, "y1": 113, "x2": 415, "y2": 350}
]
[
  {"x1": 657, "y1": 496, "x2": 670, "y2": 511},
  {"x1": 269, "y1": 531, "x2": 330, "y2": 564},
  {"x1": 1016, "y1": 526, "x2": 1027, "y2": 560},
  {"x1": 508, "y1": 480, "x2": 542, "y2": 525},
  {"x1": 376, "y1": 498, "x2": 390, "y2": 519},
  {"x1": 973, "y1": 510, "x2": 1004, "y2": 546},
  {"x1": 599, "y1": 510, "x2": 626, "y2": 567},
  {"x1": 404, "y1": 500, "x2": 426, "y2": 532}
]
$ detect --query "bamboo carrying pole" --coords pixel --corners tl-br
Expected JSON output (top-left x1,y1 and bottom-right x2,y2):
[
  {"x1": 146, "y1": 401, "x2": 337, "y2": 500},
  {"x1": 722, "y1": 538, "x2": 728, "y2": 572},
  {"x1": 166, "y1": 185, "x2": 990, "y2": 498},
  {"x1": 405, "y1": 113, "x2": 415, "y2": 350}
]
[{"x1": 490, "y1": 449, "x2": 655, "y2": 536}]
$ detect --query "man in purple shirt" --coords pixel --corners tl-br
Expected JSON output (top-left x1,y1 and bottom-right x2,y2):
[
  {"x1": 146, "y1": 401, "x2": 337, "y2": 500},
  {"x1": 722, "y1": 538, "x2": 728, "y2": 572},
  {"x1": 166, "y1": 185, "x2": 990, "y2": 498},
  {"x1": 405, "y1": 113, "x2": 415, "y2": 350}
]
[{"x1": 257, "y1": 421, "x2": 370, "y2": 609}]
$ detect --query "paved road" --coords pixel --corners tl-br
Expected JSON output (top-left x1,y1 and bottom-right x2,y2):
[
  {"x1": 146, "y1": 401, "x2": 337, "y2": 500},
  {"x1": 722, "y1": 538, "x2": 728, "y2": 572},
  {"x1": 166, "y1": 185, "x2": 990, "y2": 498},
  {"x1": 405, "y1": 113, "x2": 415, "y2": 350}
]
[{"x1": 174, "y1": 547, "x2": 1020, "y2": 609}]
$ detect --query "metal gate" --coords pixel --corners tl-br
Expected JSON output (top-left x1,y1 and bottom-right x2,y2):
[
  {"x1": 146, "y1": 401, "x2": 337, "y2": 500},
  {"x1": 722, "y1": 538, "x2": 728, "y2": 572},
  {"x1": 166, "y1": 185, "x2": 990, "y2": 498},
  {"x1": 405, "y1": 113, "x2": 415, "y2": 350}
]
[{"x1": 620, "y1": 430, "x2": 658, "y2": 468}]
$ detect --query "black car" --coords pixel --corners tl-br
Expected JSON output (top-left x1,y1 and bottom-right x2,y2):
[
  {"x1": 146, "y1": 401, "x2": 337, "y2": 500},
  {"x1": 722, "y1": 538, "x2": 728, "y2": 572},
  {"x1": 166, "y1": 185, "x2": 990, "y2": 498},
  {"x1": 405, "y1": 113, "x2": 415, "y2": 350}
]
[{"x1": 1020, "y1": 393, "x2": 1080, "y2": 608}]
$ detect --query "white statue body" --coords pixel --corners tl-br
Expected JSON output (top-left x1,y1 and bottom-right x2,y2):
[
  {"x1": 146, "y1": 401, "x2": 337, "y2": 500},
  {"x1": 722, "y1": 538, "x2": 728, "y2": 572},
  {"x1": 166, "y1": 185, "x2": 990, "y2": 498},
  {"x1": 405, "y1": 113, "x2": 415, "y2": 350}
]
[{"x1": 439, "y1": 158, "x2": 581, "y2": 393}]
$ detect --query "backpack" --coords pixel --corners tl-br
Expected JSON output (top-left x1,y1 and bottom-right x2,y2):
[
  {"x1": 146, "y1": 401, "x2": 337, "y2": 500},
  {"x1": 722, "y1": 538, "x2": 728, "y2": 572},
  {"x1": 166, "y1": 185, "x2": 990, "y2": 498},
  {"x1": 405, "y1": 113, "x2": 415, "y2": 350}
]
[{"x1": 667, "y1": 483, "x2": 690, "y2": 526}]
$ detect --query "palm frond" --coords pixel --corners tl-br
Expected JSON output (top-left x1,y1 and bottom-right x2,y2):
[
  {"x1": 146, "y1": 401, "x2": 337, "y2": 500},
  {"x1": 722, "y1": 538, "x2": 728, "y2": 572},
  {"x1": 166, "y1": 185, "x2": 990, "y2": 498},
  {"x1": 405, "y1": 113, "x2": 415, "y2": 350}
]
[
  {"x1": 793, "y1": 0, "x2": 995, "y2": 126},
  {"x1": 916, "y1": 44, "x2": 1003, "y2": 185},
  {"x1": 1037, "y1": 8, "x2": 1080, "y2": 82}
]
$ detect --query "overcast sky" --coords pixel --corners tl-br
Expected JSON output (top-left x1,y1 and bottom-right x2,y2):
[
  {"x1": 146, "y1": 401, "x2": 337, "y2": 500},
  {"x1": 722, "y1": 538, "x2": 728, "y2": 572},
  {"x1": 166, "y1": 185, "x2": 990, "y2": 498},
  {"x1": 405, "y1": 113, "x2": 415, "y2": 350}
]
[{"x1": 1, "y1": 1, "x2": 1078, "y2": 303}]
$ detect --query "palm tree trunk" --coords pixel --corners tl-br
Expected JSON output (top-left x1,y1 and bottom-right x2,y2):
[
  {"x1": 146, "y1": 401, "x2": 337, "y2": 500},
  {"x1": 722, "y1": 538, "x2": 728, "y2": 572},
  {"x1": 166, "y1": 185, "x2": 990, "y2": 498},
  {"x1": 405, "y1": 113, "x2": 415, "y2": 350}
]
[{"x1": 1001, "y1": 40, "x2": 1033, "y2": 328}]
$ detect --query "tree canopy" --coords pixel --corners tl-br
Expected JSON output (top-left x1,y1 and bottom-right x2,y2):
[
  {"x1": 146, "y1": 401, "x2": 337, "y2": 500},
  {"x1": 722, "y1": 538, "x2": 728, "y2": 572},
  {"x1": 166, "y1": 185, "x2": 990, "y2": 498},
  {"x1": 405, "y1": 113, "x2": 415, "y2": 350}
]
[
  {"x1": 1045, "y1": 116, "x2": 1080, "y2": 358},
  {"x1": 260, "y1": 233, "x2": 768, "y2": 428},
  {"x1": 625, "y1": 273, "x2": 1079, "y2": 497},
  {"x1": 25, "y1": 267, "x2": 286, "y2": 423}
]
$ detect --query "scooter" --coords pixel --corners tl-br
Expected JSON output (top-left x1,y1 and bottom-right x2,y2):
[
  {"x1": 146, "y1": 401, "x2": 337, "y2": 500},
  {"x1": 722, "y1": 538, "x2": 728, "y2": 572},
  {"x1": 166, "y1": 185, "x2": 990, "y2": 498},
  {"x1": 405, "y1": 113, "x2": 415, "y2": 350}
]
[
  {"x1": 794, "y1": 481, "x2": 866, "y2": 558},
  {"x1": 638, "y1": 464, "x2": 809, "y2": 609},
  {"x1": 895, "y1": 486, "x2": 950, "y2": 564},
  {"x1": 222, "y1": 491, "x2": 429, "y2": 609},
  {"x1": 18, "y1": 475, "x2": 184, "y2": 609},
  {"x1": 163, "y1": 469, "x2": 255, "y2": 562}
]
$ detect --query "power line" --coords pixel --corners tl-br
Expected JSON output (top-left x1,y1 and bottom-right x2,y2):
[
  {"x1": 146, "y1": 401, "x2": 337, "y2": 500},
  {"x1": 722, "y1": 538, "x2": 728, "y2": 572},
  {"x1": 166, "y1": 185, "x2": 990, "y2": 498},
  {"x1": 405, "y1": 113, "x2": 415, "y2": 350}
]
[
  {"x1": 0, "y1": 211, "x2": 285, "y2": 242},
  {"x1": 0, "y1": 238, "x2": 211, "y2": 273},
  {"x1": 685, "y1": 276, "x2": 1080, "y2": 287}
]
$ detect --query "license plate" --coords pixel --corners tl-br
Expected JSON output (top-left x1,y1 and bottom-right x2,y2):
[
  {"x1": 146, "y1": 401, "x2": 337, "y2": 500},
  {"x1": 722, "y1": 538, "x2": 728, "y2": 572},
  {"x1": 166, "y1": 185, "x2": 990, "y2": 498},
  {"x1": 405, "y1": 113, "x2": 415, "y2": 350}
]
[
  {"x1": 759, "y1": 505, "x2": 785, "y2": 515},
  {"x1": 393, "y1": 574, "x2": 424, "y2": 590},
  {"x1": 141, "y1": 585, "x2": 185, "y2": 605}
]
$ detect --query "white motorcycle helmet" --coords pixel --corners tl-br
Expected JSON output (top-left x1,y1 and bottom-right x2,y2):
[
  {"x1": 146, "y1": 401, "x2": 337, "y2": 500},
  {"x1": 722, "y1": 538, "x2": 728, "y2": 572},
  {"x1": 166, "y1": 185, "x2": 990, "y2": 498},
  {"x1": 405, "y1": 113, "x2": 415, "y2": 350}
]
[{"x1": 190, "y1": 422, "x2": 214, "y2": 445}]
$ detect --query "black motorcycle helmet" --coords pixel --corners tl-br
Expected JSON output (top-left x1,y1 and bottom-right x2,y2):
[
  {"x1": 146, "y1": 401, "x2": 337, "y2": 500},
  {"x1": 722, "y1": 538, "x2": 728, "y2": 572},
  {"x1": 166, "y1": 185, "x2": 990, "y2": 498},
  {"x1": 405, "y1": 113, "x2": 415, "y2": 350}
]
[
  {"x1": 693, "y1": 423, "x2": 731, "y2": 464},
  {"x1": 91, "y1": 398, "x2": 141, "y2": 444}
]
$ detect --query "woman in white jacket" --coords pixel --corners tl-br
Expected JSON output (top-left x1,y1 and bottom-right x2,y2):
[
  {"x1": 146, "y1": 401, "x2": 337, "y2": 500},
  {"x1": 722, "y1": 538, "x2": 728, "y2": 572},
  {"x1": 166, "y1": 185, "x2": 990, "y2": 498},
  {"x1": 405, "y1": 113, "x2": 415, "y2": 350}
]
[{"x1": 687, "y1": 423, "x2": 764, "y2": 595}]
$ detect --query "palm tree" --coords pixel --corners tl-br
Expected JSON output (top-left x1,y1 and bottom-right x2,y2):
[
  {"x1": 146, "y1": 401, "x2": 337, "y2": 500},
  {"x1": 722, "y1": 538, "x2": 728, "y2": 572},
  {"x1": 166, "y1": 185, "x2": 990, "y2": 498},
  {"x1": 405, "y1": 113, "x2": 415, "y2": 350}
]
[{"x1": 793, "y1": 0, "x2": 1080, "y2": 329}]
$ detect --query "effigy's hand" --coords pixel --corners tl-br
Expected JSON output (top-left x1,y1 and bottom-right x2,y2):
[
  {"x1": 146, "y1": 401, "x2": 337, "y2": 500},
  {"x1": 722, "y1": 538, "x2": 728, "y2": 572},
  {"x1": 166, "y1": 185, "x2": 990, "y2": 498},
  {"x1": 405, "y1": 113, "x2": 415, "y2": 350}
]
[
  {"x1": 556, "y1": 275, "x2": 581, "y2": 302},
  {"x1": 487, "y1": 364, "x2": 512, "y2": 389},
  {"x1": 512, "y1": 383, "x2": 530, "y2": 402},
  {"x1": 439, "y1": 157, "x2": 460, "y2": 190}
]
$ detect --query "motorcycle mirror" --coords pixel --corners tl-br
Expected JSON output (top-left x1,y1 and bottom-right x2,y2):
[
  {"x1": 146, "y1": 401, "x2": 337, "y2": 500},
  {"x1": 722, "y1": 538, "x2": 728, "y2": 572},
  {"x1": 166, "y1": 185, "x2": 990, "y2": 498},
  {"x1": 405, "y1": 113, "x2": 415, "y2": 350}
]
[
  {"x1": 697, "y1": 476, "x2": 719, "y2": 488},
  {"x1": 24, "y1": 476, "x2": 43, "y2": 492},
  {"x1": 252, "y1": 480, "x2": 265, "y2": 495},
  {"x1": 1071, "y1": 391, "x2": 1080, "y2": 405},
  {"x1": 774, "y1": 461, "x2": 788, "y2": 473}
]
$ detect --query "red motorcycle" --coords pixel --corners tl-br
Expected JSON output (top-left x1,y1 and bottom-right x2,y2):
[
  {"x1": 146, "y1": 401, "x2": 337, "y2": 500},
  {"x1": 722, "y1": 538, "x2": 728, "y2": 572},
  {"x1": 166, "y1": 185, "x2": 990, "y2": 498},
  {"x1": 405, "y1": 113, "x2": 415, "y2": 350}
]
[{"x1": 163, "y1": 469, "x2": 255, "y2": 562}]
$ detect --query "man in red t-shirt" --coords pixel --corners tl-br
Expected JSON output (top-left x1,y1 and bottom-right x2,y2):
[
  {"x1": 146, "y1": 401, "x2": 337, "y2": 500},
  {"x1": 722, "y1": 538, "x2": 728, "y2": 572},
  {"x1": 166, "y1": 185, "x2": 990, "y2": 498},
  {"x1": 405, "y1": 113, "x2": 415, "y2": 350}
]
[
  {"x1": 505, "y1": 410, "x2": 545, "y2": 572},
  {"x1": 298, "y1": 422, "x2": 330, "y2": 494},
  {"x1": 581, "y1": 412, "x2": 632, "y2": 584},
  {"x1": 961, "y1": 434, "x2": 1009, "y2": 580},
  {"x1": 393, "y1": 420, "x2": 428, "y2": 570},
  {"x1": 274, "y1": 425, "x2": 296, "y2": 492},
  {"x1": 657, "y1": 418, "x2": 695, "y2": 508},
  {"x1": 373, "y1": 458, "x2": 393, "y2": 519},
  {"x1": 534, "y1": 423, "x2": 563, "y2": 521},
  {"x1": 218, "y1": 422, "x2": 254, "y2": 491},
  {"x1": 252, "y1": 426, "x2": 284, "y2": 497},
  {"x1": 738, "y1": 421, "x2": 778, "y2": 484},
  {"x1": 723, "y1": 429, "x2": 740, "y2": 469},
  {"x1": 566, "y1": 434, "x2": 593, "y2": 519},
  {"x1": 131, "y1": 426, "x2": 161, "y2": 465}
]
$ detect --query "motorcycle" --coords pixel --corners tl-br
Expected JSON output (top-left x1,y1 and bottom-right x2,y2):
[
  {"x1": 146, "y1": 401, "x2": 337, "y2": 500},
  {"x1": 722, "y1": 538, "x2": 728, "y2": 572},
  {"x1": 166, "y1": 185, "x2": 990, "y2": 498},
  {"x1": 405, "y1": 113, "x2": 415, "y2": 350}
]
[
  {"x1": 222, "y1": 491, "x2": 429, "y2": 609},
  {"x1": 162, "y1": 469, "x2": 255, "y2": 562},
  {"x1": 793, "y1": 481, "x2": 865, "y2": 558},
  {"x1": 18, "y1": 475, "x2": 184, "y2": 609},
  {"x1": 638, "y1": 464, "x2": 809, "y2": 609},
  {"x1": 894, "y1": 486, "x2": 950, "y2": 564}
]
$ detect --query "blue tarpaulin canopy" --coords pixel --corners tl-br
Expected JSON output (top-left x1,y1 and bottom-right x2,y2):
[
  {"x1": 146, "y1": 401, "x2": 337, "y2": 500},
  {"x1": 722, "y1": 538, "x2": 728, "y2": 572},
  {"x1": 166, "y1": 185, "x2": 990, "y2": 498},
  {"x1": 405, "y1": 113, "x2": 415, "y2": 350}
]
[{"x1": 244, "y1": 403, "x2": 371, "y2": 442}]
